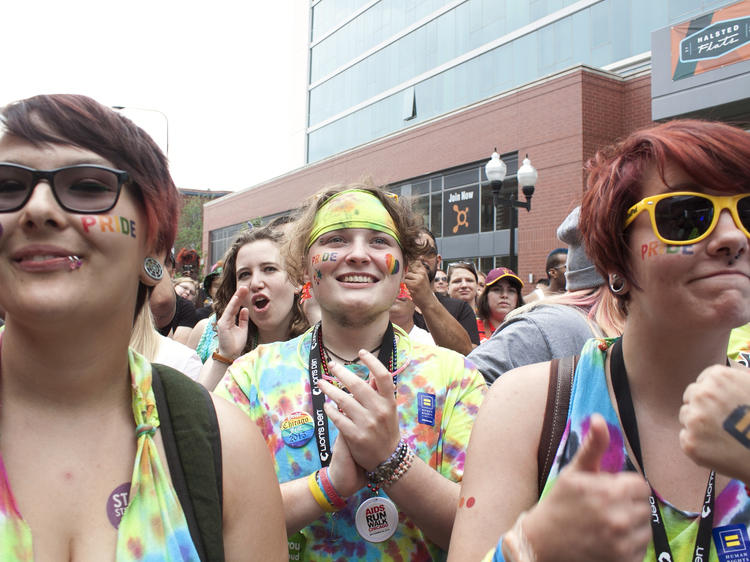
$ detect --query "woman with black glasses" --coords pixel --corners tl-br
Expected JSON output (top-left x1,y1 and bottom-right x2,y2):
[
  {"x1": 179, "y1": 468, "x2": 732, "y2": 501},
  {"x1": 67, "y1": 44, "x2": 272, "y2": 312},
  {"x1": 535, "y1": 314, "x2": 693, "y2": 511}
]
[
  {"x1": 449, "y1": 120, "x2": 750, "y2": 561},
  {"x1": 0, "y1": 94, "x2": 286, "y2": 560}
]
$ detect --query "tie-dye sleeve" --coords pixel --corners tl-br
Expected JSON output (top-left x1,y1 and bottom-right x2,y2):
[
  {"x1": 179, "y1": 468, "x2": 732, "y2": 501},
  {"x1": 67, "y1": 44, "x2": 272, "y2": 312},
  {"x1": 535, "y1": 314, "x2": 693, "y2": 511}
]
[{"x1": 435, "y1": 353, "x2": 487, "y2": 482}]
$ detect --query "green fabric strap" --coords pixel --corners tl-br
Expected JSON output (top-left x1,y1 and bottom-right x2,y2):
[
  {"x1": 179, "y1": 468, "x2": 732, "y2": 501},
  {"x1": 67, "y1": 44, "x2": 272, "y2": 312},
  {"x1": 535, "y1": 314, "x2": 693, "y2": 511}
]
[{"x1": 151, "y1": 364, "x2": 224, "y2": 562}]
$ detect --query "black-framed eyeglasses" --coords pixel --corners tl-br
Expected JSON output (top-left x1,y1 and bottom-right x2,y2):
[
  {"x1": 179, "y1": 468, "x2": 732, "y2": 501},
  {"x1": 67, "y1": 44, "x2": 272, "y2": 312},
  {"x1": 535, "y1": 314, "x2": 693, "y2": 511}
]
[{"x1": 0, "y1": 163, "x2": 129, "y2": 214}]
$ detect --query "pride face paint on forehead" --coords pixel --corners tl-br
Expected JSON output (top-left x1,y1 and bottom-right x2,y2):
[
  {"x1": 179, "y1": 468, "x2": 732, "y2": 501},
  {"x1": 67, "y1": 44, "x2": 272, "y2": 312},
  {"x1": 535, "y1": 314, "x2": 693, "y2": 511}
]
[
  {"x1": 81, "y1": 215, "x2": 136, "y2": 238},
  {"x1": 307, "y1": 189, "x2": 401, "y2": 249},
  {"x1": 640, "y1": 239, "x2": 693, "y2": 260}
]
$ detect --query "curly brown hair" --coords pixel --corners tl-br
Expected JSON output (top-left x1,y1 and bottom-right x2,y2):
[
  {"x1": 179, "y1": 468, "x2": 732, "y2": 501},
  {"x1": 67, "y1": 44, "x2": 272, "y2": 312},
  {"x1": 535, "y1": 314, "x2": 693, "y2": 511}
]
[
  {"x1": 284, "y1": 181, "x2": 426, "y2": 286},
  {"x1": 214, "y1": 225, "x2": 308, "y2": 354}
]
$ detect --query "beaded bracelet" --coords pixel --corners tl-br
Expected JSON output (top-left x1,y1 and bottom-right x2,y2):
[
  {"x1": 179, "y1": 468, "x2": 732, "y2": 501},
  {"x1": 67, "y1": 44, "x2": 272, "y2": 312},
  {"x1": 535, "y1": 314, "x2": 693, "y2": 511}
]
[
  {"x1": 318, "y1": 467, "x2": 347, "y2": 510},
  {"x1": 366, "y1": 438, "x2": 414, "y2": 492},
  {"x1": 308, "y1": 471, "x2": 338, "y2": 512}
]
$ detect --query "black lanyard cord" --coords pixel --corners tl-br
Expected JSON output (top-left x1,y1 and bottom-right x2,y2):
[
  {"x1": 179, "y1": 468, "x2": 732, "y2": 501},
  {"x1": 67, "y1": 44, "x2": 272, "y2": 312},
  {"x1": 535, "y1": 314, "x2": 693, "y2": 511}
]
[
  {"x1": 610, "y1": 338, "x2": 715, "y2": 561},
  {"x1": 307, "y1": 322, "x2": 396, "y2": 468}
]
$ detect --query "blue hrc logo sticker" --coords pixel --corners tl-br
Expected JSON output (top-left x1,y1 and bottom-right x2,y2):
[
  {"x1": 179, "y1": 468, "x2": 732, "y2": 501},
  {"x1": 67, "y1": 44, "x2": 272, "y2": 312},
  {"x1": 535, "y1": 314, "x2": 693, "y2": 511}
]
[
  {"x1": 713, "y1": 524, "x2": 750, "y2": 562},
  {"x1": 417, "y1": 392, "x2": 435, "y2": 426}
]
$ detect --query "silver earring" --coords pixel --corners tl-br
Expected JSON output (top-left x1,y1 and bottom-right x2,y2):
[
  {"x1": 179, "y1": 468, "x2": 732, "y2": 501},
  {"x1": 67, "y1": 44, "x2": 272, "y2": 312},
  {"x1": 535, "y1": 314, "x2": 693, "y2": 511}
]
[
  {"x1": 609, "y1": 273, "x2": 626, "y2": 294},
  {"x1": 143, "y1": 257, "x2": 164, "y2": 281}
]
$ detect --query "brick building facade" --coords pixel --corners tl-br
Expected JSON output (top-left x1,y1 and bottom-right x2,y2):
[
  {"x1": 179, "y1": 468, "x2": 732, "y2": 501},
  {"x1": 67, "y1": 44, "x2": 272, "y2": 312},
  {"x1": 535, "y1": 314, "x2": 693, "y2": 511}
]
[{"x1": 203, "y1": 64, "x2": 653, "y2": 287}]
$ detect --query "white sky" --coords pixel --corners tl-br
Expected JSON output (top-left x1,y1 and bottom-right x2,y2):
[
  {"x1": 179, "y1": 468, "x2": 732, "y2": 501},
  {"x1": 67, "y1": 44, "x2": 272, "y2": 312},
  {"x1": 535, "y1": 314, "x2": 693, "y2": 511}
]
[{"x1": 2, "y1": 1, "x2": 309, "y2": 192}]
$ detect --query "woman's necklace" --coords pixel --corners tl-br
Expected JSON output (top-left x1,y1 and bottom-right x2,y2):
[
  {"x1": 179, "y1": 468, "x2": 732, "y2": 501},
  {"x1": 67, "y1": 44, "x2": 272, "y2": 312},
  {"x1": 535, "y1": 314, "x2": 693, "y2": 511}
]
[{"x1": 323, "y1": 343, "x2": 382, "y2": 365}]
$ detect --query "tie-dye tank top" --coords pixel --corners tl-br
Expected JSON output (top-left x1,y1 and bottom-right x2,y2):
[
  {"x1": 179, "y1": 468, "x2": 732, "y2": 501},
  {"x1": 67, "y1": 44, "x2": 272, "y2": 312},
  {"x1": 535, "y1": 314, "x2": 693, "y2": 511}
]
[
  {"x1": 0, "y1": 350, "x2": 200, "y2": 561},
  {"x1": 487, "y1": 337, "x2": 750, "y2": 561},
  {"x1": 195, "y1": 314, "x2": 219, "y2": 363}
]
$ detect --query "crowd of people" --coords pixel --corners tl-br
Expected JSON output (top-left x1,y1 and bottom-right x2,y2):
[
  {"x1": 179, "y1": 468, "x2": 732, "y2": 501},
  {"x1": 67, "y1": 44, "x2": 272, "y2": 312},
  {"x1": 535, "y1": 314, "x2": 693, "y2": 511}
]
[{"x1": 0, "y1": 93, "x2": 748, "y2": 562}]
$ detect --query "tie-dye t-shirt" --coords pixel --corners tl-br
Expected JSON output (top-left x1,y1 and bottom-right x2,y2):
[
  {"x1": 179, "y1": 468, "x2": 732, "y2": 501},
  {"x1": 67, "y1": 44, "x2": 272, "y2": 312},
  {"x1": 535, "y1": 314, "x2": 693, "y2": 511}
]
[
  {"x1": 0, "y1": 349, "x2": 200, "y2": 561},
  {"x1": 216, "y1": 325, "x2": 486, "y2": 562},
  {"x1": 486, "y1": 337, "x2": 750, "y2": 562},
  {"x1": 728, "y1": 323, "x2": 750, "y2": 366}
]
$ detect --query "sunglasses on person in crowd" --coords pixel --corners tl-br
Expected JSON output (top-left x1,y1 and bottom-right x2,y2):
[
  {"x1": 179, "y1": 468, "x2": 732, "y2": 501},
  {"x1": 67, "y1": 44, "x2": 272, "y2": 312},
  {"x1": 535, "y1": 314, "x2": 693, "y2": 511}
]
[
  {"x1": 625, "y1": 191, "x2": 750, "y2": 245},
  {"x1": 434, "y1": 273, "x2": 448, "y2": 282},
  {"x1": 0, "y1": 163, "x2": 129, "y2": 214},
  {"x1": 447, "y1": 261, "x2": 478, "y2": 276}
]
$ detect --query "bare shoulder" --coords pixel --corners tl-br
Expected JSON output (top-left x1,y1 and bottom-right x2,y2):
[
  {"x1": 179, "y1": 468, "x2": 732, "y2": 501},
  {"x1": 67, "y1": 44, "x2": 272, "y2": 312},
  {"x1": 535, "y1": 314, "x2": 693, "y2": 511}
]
[
  {"x1": 210, "y1": 392, "x2": 267, "y2": 456},
  {"x1": 210, "y1": 393, "x2": 287, "y2": 560},
  {"x1": 448, "y1": 361, "x2": 552, "y2": 561},
  {"x1": 465, "y1": 360, "x2": 552, "y2": 481},
  {"x1": 483, "y1": 361, "x2": 551, "y2": 427}
]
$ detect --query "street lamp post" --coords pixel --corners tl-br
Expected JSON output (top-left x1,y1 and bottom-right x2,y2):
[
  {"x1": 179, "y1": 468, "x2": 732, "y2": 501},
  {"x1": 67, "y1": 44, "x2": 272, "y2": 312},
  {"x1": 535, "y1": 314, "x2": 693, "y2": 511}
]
[
  {"x1": 485, "y1": 149, "x2": 538, "y2": 272},
  {"x1": 112, "y1": 105, "x2": 170, "y2": 156}
]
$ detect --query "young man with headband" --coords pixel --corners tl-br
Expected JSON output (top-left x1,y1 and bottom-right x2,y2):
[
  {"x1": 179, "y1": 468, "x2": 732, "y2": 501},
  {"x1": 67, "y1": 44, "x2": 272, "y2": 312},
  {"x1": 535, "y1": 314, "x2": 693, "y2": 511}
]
[{"x1": 215, "y1": 184, "x2": 486, "y2": 560}]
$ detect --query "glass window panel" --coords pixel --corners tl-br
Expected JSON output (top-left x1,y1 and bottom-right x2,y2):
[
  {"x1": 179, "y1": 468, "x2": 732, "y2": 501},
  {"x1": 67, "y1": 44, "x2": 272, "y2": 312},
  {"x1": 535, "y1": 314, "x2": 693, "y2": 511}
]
[
  {"x1": 444, "y1": 168, "x2": 478, "y2": 189},
  {"x1": 411, "y1": 194, "x2": 430, "y2": 226},
  {"x1": 308, "y1": 0, "x2": 698, "y2": 161},
  {"x1": 412, "y1": 180, "x2": 430, "y2": 196},
  {"x1": 479, "y1": 257, "x2": 494, "y2": 276},
  {"x1": 430, "y1": 193, "x2": 442, "y2": 237}
]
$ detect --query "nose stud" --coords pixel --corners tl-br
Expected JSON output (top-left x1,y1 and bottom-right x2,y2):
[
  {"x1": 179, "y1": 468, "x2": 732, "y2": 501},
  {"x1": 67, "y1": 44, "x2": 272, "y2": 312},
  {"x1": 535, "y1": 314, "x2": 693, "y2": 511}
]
[{"x1": 728, "y1": 248, "x2": 745, "y2": 266}]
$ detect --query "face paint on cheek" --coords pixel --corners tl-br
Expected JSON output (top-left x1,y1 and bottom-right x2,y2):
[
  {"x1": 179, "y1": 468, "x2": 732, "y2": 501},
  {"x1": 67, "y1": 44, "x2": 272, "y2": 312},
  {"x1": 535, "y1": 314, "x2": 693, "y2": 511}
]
[
  {"x1": 641, "y1": 239, "x2": 694, "y2": 259},
  {"x1": 311, "y1": 252, "x2": 337, "y2": 266},
  {"x1": 80, "y1": 215, "x2": 137, "y2": 238},
  {"x1": 384, "y1": 253, "x2": 400, "y2": 275},
  {"x1": 314, "y1": 268, "x2": 322, "y2": 285}
]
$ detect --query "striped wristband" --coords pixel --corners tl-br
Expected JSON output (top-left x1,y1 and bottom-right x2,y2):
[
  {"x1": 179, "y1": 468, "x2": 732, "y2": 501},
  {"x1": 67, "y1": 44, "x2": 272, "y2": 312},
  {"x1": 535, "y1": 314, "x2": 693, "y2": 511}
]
[
  {"x1": 308, "y1": 471, "x2": 338, "y2": 512},
  {"x1": 319, "y1": 467, "x2": 347, "y2": 510}
]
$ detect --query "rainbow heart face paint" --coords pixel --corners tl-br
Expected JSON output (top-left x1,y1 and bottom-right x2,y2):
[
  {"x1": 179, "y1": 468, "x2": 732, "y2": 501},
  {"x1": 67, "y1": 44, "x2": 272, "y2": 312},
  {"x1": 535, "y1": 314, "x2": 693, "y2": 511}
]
[
  {"x1": 385, "y1": 253, "x2": 400, "y2": 275},
  {"x1": 81, "y1": 215, "x2": 136, "y2": 238}
]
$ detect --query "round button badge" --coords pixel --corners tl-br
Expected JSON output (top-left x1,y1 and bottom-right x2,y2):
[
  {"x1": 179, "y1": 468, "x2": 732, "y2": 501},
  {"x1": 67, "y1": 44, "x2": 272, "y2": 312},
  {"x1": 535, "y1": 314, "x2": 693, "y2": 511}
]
[
  {"x1": 355, "y1": 496, "x2": 399, "y2": 542},
  {"x1": 280, "y1": 411, "x2": 315, "y2": 448}
]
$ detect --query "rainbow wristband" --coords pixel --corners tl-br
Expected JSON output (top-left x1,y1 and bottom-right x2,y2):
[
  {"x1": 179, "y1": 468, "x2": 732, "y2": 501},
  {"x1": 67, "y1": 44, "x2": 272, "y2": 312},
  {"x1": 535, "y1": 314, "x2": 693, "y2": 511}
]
[
  {"x1": 319, "y1": 467, "x2": 347, "y2": 510},
  {"x1": 308, "y1": 471, "x2": 338, "y2": 512}
]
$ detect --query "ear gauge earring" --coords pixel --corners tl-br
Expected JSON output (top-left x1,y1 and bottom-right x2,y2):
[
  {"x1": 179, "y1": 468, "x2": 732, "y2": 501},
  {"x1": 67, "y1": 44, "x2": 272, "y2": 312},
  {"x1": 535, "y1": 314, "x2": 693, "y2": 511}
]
[
  {"x1": 609, "y1": 273, "x2": 627, "y2": 295},
  {"x1": 143, "y1": 257, "x2": 164, "y2": 281}
]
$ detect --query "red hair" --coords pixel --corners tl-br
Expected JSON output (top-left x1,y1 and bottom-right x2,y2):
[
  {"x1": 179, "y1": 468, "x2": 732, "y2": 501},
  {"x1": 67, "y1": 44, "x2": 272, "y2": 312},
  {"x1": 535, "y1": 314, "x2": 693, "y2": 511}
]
[
  {"x1": 580, "y1": 119, "x2": 750, "y2": 310},
  {"x1": 1, "y1": 94, "x2": 178, "y2": 254}
]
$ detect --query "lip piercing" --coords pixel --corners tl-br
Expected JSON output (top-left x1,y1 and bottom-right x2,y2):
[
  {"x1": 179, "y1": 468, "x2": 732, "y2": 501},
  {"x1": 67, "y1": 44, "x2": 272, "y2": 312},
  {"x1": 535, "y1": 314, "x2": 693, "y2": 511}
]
[{"x1": 68, "y1": 255, "x2": 82, "y2": 270}]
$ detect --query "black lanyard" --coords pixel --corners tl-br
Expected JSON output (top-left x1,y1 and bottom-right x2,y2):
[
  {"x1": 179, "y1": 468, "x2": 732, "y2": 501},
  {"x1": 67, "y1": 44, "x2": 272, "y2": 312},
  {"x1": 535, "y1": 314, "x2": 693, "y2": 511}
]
[
  {"x1": 610, "y1": 338, "x2": 715, "y2": 561},
  {"x1": 307, "y1": 322, "x2": 396, "y2": 468}
]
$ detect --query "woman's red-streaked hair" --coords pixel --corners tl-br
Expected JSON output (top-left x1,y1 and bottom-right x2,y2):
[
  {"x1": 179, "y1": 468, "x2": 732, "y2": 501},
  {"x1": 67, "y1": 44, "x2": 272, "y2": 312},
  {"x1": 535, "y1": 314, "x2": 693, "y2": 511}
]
[
  {"x1": 0, "y1": 94, "x2": 178, "y2": 255},
  {"x1": 580, "y1": 119, "x2": 750, "y2": 312}
]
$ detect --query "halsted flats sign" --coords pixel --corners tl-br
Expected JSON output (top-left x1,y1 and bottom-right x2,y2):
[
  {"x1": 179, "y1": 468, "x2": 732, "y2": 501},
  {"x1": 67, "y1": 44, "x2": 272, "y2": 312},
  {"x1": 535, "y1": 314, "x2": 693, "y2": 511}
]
[{"x1": 672, "y1": 0, "x2": 750, "y2": 80}]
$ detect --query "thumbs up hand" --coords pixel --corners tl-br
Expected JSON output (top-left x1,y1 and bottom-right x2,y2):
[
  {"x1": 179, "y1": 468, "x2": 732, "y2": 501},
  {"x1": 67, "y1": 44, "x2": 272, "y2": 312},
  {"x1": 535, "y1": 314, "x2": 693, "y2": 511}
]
[{"x1": 521, "y1": 414, "x2": 652, "y2": 562}]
